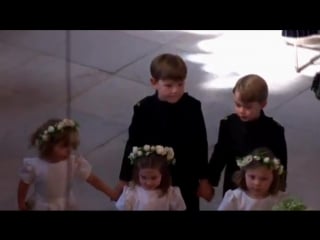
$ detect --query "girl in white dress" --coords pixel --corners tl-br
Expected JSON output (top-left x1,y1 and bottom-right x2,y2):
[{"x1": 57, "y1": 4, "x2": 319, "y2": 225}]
[
  {"x1": 17, "y1": 118, "x2": 116, "y2": 210},
  {"x1": 115, "y1": 145, "x2": 186, "y2": 210},
  {"x1": 218, "y1": 147, "x2": 288, "y2": 210}
]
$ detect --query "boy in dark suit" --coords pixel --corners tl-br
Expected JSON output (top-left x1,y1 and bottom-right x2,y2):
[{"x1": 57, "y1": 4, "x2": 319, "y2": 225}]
[
  {"x1": 114, "y1": 53, "x2": 213, "y2": 210},
  {"x1": 208, "y1": 74, "x2": 287, "y2": 196}
]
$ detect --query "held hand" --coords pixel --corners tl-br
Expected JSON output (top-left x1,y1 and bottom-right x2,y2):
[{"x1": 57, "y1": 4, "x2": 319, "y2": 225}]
[
  {"x1": 19, "y1": 202, "x2": 28, "y2": 211},
  {"x1": 197, "y1": 180, "x2": 214, "y2": 202}
]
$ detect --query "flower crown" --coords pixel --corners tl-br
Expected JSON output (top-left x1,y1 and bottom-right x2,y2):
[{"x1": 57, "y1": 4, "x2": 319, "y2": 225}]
[
  {"x1": 128, "y1": 145, "x2": 176, "y2": 165},
  {"x1": 236, "y1": 153, "x2": 284, "y2": 175},
  {"x1": 35, "y1": 119, "x2": 79, "y2": 147}
]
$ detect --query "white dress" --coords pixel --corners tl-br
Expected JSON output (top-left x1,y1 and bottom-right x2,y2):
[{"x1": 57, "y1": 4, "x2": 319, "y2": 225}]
[
  {"x1": 19, "y1": 155, "x2": 92, "y2": 210},
  {"x1": 218, "y1": 188, "x2": 289, "y2": 210},
  {"x1": 115, "y1": 185, "x2": 186, "y2": 211}
]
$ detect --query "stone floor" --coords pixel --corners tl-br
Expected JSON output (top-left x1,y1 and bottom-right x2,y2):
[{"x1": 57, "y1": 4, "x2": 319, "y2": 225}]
[{"x1": 1, "y1": 30, "x2": 319, "y2": 210}]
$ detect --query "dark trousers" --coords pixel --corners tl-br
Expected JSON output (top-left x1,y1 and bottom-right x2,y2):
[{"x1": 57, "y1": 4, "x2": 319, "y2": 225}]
[{"x1": 180, "y1": 186, "x2": 200, "y2": 211}]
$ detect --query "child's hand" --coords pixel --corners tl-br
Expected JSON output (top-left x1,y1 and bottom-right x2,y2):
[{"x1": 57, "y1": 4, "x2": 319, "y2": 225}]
[
  {"x1": 19, "y1": 202, "x2": 29, "y2": 211},
  {"x1": 197, "y1": 179, "x2": 214, "y2": 202}
]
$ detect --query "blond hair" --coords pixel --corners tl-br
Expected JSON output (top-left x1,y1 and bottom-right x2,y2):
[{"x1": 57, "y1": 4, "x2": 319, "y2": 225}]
[
  {"x1": 150, "y1": 53, "x2": 187, "y2": 82},
  {"x1": 233, "y1": 74, "x2": 268, "y2": 103}
]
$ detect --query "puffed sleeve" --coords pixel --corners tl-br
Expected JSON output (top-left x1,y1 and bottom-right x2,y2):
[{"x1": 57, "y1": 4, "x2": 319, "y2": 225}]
[
  {"x1": 115, "y1": 186, "x2": 136, "y2": 210},
  {"x1": 168, "y1": 187, "x2": 186, "y2": 211},
  {"x1": 19, "y1": 158, "x2": 36, "y2": 184},
  {"x1": 74, "y1": 156, "x2": 92, "y2": 180},
  {"x1": 217, "y1": 190, "x2": 238, "y2": 210}
]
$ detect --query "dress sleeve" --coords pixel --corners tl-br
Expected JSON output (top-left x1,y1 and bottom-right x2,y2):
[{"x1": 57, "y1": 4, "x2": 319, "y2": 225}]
[
  {"x1": 115, "y1": 186, "x2": 136, "y2": 210},
  {"x1": 168, "y1": 187, "x2": 186, "y2": 211},
  {"x1": 217, "y1": 190, "x2": 238, "y2": 210},
  {"x1": 19, "y1": 158, "x2": 36, "y2": 184},
  {"x1": 74, "y1": 156, "x2": 92, "y2": 180}
]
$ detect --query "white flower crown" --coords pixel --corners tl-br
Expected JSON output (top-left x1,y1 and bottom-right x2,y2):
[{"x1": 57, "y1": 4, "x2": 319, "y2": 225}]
[
  {"x1": 129, "y1": 145, "x2": 176, "y2": 165},
  {"x1": 35, "y1": 119, "x2": 79, "y2": 147},
  {"x1": 236, "y1": 154, "x2": 284, "y2": 175}
]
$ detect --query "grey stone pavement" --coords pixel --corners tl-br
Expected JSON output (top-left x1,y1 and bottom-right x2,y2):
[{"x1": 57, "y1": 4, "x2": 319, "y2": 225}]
[{"x1": 1, "y1": 30, "x2": 319, "y2": 210}]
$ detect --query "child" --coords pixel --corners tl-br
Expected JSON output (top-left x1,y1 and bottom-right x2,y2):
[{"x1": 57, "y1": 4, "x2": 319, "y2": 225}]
[
  {"x1": 115, "y1": 145, "x2": 186, "y2": 210},
  {"x1": 17, "y1": 118, "x2": 116, "y2": 210},
  {"x1": 218, "y1": 147, "x2": 288, "y2": 210},
  {"x1": 208, "y1": 74, "x2": 287, "y2": 197},
  {"x1": 114, "y1": 53, "x2": 213, "y2": 211}
]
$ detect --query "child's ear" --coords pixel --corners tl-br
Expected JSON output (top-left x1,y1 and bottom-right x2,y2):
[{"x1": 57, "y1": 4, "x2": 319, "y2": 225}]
[
  {"x1": 150, "y1": 78, "x2": 158, "y2": 89},
  {"x1": 260, "y1": 100, "x2": 267, "y2": 108}
]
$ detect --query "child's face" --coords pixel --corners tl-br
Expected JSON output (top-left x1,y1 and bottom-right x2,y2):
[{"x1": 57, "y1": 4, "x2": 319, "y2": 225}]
[
  {"x1": 50, "y1": 132, "x2": 78, "y2": 161},
  {"x1": 245, "y1": 166, "x2": 273, "y2": 198},
  {"x1": 51, "y1": 141, "x2": 73, "y2": 161},
  {"x1": 139, "y1": 168, "x2": 162, "y2": 190},
  {"x1": 234, "y1": 90, "x2": 266, "y2": 121},
  {"x1": 151, "y1": 78, "x2": 185, "y2": 103}
]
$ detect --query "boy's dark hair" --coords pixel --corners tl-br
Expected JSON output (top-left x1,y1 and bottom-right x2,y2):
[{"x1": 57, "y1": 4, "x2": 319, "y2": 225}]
[
  {"x1": 233, "y1": 147, "x2": 281, "y2": 195},
  {"x1": 132, "y1": 154, "x2": 171, "y2": 196},
  {"x1": 232, "y1": 74, "x2": 268, "y2": 103},
  {"x1": 30, "y1": 118, "x2": 80, "y2": 158},
  {"x1": 150, "y1": 53, "x2": 187, "y2": 82}
]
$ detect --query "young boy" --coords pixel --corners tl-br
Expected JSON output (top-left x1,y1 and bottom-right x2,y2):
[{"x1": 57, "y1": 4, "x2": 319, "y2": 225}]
[
  {"x1": 208, "y1": 74, "x2": 287, "y2": 196},
  {"x1": 114, "y1": 53, "x2": 213, "y2": 210}
]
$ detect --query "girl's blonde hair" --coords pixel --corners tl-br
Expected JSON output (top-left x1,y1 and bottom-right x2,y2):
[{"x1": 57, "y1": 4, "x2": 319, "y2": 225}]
[{"x1": 30, "y1": 118, "x2": 80, "y2": 158}]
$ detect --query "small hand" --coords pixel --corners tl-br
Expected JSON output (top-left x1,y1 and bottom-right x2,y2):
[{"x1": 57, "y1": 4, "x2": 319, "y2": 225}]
[
  {"x1": 19, "y1": 202, "x2": 29, "y2": 211},
  {"x1": 197, "y1": 179, "x2": 214, "y2": 202}
]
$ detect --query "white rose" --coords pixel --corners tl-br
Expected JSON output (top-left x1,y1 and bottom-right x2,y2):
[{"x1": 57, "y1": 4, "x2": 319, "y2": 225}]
[
  {"x1": 237, "y1": 159, "x2": 245, "y2": 167},
  {"x1": 132, "y1": 147, "x2": 138, "y2": 154},
  {"x1": 263, "y1": 157, "x2": 270, "y2": 163},
  {"x1": 166, "y1": 148, "x2": 175, "y2": 160},
  {"x1": 66, "y1": 119, "x2": 75, "y2": 127},
  {"x1": 42, "y1": 134, "x2": 48, "y2": 141},
  {"x1": 68, "y1": 120, "x2": 75, "y2": 127},
  {"x1": 62, "y1": 119, "x2": 74, "y2": 127},
  {"x1": 253, "y1": 155, "x2": 261, "y2": 160},
  {"x1": 155, "y1": 145, "x2": 164, "y2": 155},
  {"x1": 137, "y1": 151, "x2": 143, "y2": 156},
  {"x1": 128, "y1": 153, "x2": 135, "y2": 160},
  {"x1": 151, "y1": 146, "x2": 155, "y2": 152},
  {"x1": 162, "y1": 147, "x2": 169, "y2": 156},
  {"x1": 48, "y1": 126, "x2": 55, "y2": 133},
  {"x1": 274, "y1": 158, "x2": 280, "y2": 165},
  {"x1": 278, "y1": 165, "x2": 284, "y2": 175},
  {"x1": 143, "y1": 145, "x2": 150, "y2": 151},
  {"x1": 57, "y1": 123, "x2": 63, "y2": 130},
  {"x1": 242, "y1": 155, "x2": 253, "y2": 166}
]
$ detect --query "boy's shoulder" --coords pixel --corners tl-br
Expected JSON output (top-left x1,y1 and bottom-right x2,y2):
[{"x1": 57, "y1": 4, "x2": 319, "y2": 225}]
[
  {"x1": 183, "y1": 93, "x2": 201, "y2": 106},
  {"x1": 262, "y1": 113, "x2": 285, "y2": 130},
  {"x1": 134, "y1": 95, "x2": 156, "y2": 109},
  {"x1": 220, "y1": 113, "x2": 285, "y2": 130},
  {"x1": 220, "y1": 113, "x2": 238, "y2": 124}
]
